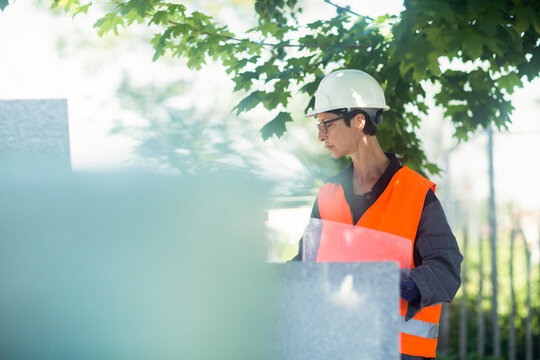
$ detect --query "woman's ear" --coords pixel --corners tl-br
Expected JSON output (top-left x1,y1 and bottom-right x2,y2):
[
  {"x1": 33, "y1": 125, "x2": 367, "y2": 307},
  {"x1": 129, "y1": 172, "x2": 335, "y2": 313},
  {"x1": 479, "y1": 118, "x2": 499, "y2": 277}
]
[{"x1": 354, "y1": 113, "x2": 366, "y2": 130}]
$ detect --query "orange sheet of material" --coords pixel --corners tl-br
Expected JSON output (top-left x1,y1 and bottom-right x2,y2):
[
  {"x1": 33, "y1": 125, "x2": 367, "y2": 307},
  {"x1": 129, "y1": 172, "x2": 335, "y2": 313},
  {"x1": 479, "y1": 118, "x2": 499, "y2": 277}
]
[{"x1": 313, "y1": 219, "x2": 413, "y2": 269}]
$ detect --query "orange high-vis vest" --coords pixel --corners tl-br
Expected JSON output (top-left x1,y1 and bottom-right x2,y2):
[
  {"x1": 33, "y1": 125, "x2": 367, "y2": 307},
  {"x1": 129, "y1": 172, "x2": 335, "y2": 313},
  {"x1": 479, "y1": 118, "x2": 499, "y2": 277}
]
[{"x1": 316, "y1": 166, "x2": 442, "y2": 358}]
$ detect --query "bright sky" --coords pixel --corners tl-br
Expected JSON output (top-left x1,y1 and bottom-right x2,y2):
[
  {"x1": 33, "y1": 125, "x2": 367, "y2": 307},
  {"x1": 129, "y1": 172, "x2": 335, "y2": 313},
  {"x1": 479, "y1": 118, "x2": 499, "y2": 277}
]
[
  {"x1": 317, "y1": 0, "x2": 405, "y2": 17},
  {"x1": 1, "y1": 0, "x2": 539, "y2": 217}
]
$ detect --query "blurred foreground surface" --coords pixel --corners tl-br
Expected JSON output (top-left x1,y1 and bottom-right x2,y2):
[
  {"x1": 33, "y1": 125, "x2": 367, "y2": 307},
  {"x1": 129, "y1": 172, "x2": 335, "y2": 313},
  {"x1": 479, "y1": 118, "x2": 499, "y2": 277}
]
[
  {"x1": 0, "y1": 168, "x2": 270, "y2": 359},
  {"x1": 0, "y1": 167, "x2": 402, "y2": 359}
]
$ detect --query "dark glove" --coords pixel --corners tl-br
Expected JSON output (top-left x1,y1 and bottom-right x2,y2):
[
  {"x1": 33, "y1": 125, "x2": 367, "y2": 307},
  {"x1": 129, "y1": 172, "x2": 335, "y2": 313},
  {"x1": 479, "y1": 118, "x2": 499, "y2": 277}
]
[{"x1": 400, "y1": 275, "x2": 420, "y2": 303}]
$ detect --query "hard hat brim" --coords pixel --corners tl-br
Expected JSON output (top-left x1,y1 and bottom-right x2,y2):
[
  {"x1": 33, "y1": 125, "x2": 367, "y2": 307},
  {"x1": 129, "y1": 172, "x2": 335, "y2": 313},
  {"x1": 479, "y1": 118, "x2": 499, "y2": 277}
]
[{"x1": 305, "y1": 105, "x2": 390, "y2": 117}]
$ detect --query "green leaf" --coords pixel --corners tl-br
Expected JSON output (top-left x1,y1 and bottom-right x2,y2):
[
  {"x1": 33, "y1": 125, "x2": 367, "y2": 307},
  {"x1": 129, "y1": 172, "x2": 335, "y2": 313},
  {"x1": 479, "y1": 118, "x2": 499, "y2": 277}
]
[
  {"x1": 307, "y1": 20, "x2": 323, "y2": 30},
  {"x1": 462, "y1": 32, "x2": 483, "y2": 59},
  {"x1": 261, "y1": 89, "x2": 289, "y2": 110},
  {"x1": 94, "y1": 13, "x2": 126, "y2": 36},
  {"x1": 260, "y1": 111, "x2": 293, "y2": 140},
  {"x1": 300, "y1": 80, "x2": 319, "y2": 96},
  {"x1": 445, "y1": 104, "x2": 468, "y2": 117},
  {"x1": 71, "y1": 3, "x2": 91, "y2": 18},
  {"x1": 150, "y1": 30, "x2": 171, "y2": 61},
  {"x1": 119, "y1": 0, "x2": 155, "y2": 19},
  {"x1": 423, "y1": 162, "x2": 441, "y2": 176},
  {"x1": 417, "y1": 102, "x2": 428, "y2": 114},
  {"x1": 258, "y1": 21, "x2": 281, "y2": 37},
  {"x1": 149, "y1": 10, "x2": 170, "y2": 26},
  {"x1": 266, "y1": 67, "x2": 303, "y2": 83},
  {"x1": 257, "y1": 61, "x2": 280, "y2": 78},
  {"x1": 51, "y1": 0, "x2": 80, "y2": 12},
  {"x1": 304, "y1": 96, "x2": 315, "y2": 114},
  {"x1": 233, "y1": 91, "x2": 265, "y2": 114},
  {"x1": 427, "y1": 52, "x2": 440, "y2": 76},
  {"x1": 0, "y1": 0, "x2": 9, "y2": 11},
  {"x1": 233, "y1": 71, "x2": 258, "y2": 92},
  {"x1": 497, "y1": 72, "x2": 522, "y2": 93}
]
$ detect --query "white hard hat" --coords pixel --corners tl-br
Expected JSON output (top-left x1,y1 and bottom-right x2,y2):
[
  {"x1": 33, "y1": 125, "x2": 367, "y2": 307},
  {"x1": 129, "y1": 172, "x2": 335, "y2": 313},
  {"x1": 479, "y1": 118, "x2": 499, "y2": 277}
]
[{"x1": 305, "y1": 69, "x2": 389, "y2": 118}]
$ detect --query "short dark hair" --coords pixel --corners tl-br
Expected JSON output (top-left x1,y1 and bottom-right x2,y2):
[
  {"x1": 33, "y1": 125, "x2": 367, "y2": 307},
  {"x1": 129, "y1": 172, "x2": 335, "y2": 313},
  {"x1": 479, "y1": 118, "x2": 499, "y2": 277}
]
[{"x1": 329, "y1": 108, "x2": 378, "y2": 136}]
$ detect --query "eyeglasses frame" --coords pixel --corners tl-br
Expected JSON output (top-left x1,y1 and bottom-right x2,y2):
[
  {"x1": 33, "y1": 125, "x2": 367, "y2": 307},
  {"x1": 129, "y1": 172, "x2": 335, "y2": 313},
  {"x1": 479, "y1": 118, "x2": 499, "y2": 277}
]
[{"x1": 316, "y1": 115, "x2": 346, "y2": 134}]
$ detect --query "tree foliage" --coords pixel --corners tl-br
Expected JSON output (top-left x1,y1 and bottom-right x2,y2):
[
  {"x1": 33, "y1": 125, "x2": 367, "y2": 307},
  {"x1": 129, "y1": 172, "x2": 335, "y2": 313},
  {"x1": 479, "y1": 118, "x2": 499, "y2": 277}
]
[{"x1": 41, "y1": 0, "x2": 540, "y2": 173}]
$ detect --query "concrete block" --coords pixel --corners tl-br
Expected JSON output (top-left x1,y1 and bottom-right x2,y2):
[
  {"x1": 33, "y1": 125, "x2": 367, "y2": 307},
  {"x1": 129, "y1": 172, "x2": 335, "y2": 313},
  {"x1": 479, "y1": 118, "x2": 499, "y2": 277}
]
[
  {"x1": 269, "y1": 262, "x2": 400, "y2": 360},
  {"x1": 0, "y1": 99, "x2": 71, "y2": 170}
]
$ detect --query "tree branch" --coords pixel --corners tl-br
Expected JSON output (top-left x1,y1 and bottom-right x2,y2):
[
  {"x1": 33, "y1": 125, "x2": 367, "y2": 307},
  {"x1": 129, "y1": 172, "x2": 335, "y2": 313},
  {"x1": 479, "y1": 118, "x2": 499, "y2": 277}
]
[
  {"x1": 166, "y1": 21, "x2": 367, "y2": 50},
  {"x1": 323, "y1": 0, "x2": 374, "y2": 20}
]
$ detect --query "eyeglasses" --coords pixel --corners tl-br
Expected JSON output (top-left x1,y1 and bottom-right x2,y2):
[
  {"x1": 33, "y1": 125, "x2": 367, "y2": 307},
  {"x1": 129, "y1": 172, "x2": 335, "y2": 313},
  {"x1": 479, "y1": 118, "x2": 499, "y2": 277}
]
[{"x1": 316, "y1": 115, "x2": 345, "y2": 134}]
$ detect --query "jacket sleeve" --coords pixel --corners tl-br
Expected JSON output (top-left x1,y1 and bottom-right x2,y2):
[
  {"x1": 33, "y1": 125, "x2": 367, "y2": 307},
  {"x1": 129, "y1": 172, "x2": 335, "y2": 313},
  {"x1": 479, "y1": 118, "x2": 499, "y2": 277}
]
[
  {"x1": 405, "y1": 191, "x2": 463, "y2": 320},
  {"x1": 289, "y1": 198, "x2": 321, "y2": 262}
]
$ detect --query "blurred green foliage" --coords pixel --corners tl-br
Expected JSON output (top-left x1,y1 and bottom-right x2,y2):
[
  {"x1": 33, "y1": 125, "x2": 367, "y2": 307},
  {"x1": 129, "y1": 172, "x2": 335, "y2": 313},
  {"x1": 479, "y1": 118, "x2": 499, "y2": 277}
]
[
  {"x1": 42, "y1": 0, "x2": 540, "y2": 174},
  {"x1": 112, "y1": 74, "x2": 346, "y2": 195},
  {"x1": 112, "y1": 76, "x2": 245, "y2": 173}
]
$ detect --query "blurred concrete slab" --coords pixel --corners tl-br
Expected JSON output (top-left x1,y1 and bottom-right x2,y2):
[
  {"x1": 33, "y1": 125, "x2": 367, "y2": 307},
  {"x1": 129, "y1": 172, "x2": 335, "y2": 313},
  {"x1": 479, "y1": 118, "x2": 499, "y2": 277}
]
[
  {"x1": 0, "y1": 99, "x2": 71, "y2": 170},
  {"x1": 0, "y1": 170, "x2": 270, "y2": 360},
  {"x1": 269, "y1": 262, "x2": 400, "y2": 360}
]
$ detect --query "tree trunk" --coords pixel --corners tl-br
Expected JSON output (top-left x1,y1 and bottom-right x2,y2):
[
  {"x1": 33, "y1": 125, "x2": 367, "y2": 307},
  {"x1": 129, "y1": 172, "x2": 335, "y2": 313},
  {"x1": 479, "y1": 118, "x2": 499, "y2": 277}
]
[
  {"x1": 509, "y1": 226, "x2": 517, "y2": 360},
  {"x1": 487, "y1": 125, "x2": 500, "y2": 357},
  {"x1": 519, "y1": 227, "x2": 533, "y2": 360},
  {"x1": 459, "y1": 226, "x2": 468, "y2": 360},
  {"x1": 439, "y1": 147, "x2": 455, "y2": 357},
  {"x1": 477, "y1": 230, "x2": 485, "y2": 358},
  {"x1": 439, "y1": 304, "x2": 450, "y2": 355}
]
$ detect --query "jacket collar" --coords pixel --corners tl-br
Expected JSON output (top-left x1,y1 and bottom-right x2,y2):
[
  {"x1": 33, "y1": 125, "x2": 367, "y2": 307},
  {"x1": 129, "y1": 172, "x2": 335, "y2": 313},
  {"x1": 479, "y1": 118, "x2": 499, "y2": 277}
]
[{"x1": 327, "y1": 153, "x2": 402, "y2": 197}]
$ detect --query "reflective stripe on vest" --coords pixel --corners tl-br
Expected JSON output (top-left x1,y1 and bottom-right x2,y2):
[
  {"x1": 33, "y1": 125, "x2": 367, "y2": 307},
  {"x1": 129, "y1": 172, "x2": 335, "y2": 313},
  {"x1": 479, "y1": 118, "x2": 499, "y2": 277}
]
[
  {"x1": 316, "y1": 166, "x2": 441, "y2": 358},
  {"x1": 400, "y1": 316, "x2": 439, "y2": 339}
]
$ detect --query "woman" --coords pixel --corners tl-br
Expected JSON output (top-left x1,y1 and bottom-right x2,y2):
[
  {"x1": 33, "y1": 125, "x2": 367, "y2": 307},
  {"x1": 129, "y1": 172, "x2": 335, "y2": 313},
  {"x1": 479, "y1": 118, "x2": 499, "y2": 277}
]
[{"x1": 292, "y1": 69, "x2": 463, "y2": 360}]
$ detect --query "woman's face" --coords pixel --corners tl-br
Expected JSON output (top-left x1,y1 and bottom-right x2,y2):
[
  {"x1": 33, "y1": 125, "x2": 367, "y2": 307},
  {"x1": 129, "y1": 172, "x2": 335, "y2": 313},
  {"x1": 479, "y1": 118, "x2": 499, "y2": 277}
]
[{"x1": 317, "y1": 112, "x2": 363, "y2": 158}]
